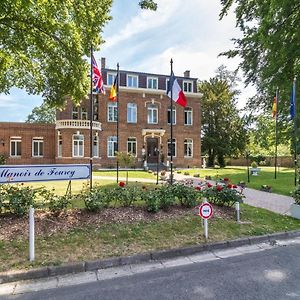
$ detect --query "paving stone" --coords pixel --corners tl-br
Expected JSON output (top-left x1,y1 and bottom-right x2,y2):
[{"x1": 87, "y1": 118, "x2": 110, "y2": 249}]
[
  {"x1": 96, "y1": 265, "x2": 133, "y2": 281},
  {"x1": 57, "y1": 271, "x2": 97, "y2": 287},
  {"x1": 187, "y1": 252, "x2": 219, "y2": 263},
  {"x1": 14, "y1": 277, "x2": 58, "y2": 295},
  {"x1": 161, "y1": 256, "x2": 193, "y2": 268},
  {"x1": 130, "y1": 261, "x2": 165, "y2": 274},
  {"x1": 213, "y1": 248, "x2": 243, "y2": 258}
]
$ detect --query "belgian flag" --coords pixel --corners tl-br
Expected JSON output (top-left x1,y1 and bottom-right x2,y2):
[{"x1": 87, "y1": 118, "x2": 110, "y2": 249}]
[{"x1": 109, "y1": 75, "x2": 118, "y2": 101}]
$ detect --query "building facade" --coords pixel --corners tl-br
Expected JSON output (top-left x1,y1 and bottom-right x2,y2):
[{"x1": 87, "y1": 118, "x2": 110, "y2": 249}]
[{"x1": 0, "y1": 58, "x2": 201, "y2": 168}]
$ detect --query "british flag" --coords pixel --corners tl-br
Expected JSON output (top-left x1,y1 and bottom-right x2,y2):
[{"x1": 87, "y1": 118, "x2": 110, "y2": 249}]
[{"x1": 92, "y1": 55, "x2": 105, "y2": 94}]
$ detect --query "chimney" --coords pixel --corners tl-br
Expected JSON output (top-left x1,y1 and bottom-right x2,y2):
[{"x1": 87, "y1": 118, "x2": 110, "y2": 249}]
[
  {"x1": 101, "y1": 57, "x2": 106, "y2": 69},
  {"x1": 184, "y1": 70, "x2": 190, "y2": 78}
]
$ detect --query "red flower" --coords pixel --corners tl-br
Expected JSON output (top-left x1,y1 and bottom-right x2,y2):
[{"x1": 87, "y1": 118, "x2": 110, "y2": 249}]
[
  {"x1": 223, "y1": 178, "x2": 229, "y2": 181},
  {"x1": 216, "y1": 185, "x2": 223, "y2": 192},
  {"x1": 227, "y1": 184, "x2": 233, "y2": 188},
  {"x1": 119, "y1": 181, "x2": 125, "y2": 187},
  {"x1": 195, "y1": 186, "x2": 201, "y2": 191},
  {"x1": 233, "y1": 185, "x2": 237, "y2": 188},
  {"x1": 207, "y1": 183, "x2": 213, "y2": 188}
]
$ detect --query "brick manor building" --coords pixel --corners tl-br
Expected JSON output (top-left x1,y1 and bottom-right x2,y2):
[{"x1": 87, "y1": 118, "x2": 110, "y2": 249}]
[{"x1": 0, "y1": 58, "x2": 202, "y2": 169}]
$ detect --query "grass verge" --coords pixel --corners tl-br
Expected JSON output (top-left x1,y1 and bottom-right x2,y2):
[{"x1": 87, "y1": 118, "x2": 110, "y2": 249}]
[{"x1": 1, "y1": 204, "x2": 300, "y2": 273}]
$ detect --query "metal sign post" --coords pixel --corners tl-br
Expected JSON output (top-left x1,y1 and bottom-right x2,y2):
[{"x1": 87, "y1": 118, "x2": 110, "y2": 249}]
[{"x1": 29, "y1": 206, "x2": 35, "y2": 261}]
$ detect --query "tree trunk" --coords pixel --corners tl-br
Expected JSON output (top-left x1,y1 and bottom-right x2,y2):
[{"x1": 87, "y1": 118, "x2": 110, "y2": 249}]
[
  {"x1": 217, "y1": 154, "x2": 225, "y2": 168},
  {"x1": 208, "y1": 149, "x2": 215, "y2": 167}
]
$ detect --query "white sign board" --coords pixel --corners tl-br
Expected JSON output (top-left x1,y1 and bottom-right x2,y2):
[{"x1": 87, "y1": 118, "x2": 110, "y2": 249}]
[{"x1": 0, "y1": 164, "x2": 90, "y2": 183}]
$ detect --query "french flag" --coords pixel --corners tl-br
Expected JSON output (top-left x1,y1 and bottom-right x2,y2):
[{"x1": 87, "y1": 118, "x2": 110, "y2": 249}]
[{"x1": 167, "y1": 71, "x2": 187, "y2": 107}]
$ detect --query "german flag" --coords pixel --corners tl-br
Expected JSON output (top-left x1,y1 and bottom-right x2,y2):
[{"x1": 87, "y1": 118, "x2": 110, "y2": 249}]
[{"x1": 109, "y1": 75, "x2": 118, "y2": 101}]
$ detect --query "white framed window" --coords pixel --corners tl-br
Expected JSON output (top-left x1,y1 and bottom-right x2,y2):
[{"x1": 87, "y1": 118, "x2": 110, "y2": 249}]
[
  {"x1": 107, "y1": 72, "x2": 117, "y2": 86},
  {"x1": 183, "y1": 80, "x2": 193, "y2": 93},
  {"x1": 167, "y1": 138, "x2": 176, "y2": 157},
  {"x1": 72, "y1": 106, "x2": 79, "y2": 119},
  {"x1": 10, "y1": 138, "x2": 21, "y2": 157},
  {"x1": 147, "y1": 104, "x2": 158, "y2": 124},
  {"x1": 127, "y1": 137, "x2": 137, "y2": 156},
  {"x1": 72, "y1": 134, "x2": 84, "y2": 157},
  {"x1": 81, "y1": 107, "x2": 88, "y2": 120},
  {"x1": 167, "y1": 107, "x2": 176, "y2": 125},
  {"x1": 127, "y1": 103, "x2": 137, "y2": 123},
  {"x1": 127, "y1": 74, "x2": 138, "y2": 88},
  {"x1": 93, "y1": 135, "x2": 99, "y2": 157},
  {"x1": 107, "y1": 102, "x2": 118, "y2": 122},
  {"x1": 184, "y1": 107, "x2": 193, "y2": 125},
  {"x1": 58, "y1": 133, "x2": 62, "y2": 158},
  {"x1": 107, "y1": 136, "x2": 118, "y2": 157},
  {"x1": 32, "y1": 138, "x2": 44, "y2": 157},
  {"x1": 184, "y1": 139, "x2": 193, "y2": 158},
  {"x1": 147, "y1": 77, "x2": 158, "y2": 89}
]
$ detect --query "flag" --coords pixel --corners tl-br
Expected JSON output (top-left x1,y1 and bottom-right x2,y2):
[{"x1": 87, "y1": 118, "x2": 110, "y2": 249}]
[
  {"x1": 92, "y1": 55, "x2": 105, "y2": 94},
  {"x1": 272, "y1": 94, "x2": 277, "y2": 118},
  {"x1": 167, "y1": 71, "x2": 187, "y2": 107},
  {"x1": 109, "y1": 74, "x2": 118, "y2": 101},
  {"x1": 290, "y1": 78, "x2": 296, "y2": 119}
]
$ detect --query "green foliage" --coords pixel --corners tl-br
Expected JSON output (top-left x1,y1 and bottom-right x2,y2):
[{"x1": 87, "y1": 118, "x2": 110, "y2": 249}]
[
  {"x1": 26, "y1": 102, "x2": 56, "y2": 124},
  {"x1": 172, "y1": 184, "x2": 199, "y2": 207},
  {"x1": 141, "y1": 189, "x2": 160, "y2": 213},
  {"x1": 42, "y1": 189, "x2": 71, "y2": 214},
  {"x1": 139, "y1": 0, "x2": 157, "y2": 10},
  {"x1": 114, "y1": 185, "x2": 141, "y2": 207},
  {"x1": 157, "y1": 185, "x2": 175, "y2": 210},
  {"x1": 82, "y1": 187, "x2": 111, "y2": 212},
  {"x1": 291, "y1": 186, "x2": 300, "y2": 205},
  {"x1": 220, "y1": 0, "x2": 300, "y2": 116},
  {"x1": 184, "y1": 172, "x2": 190, "y2": 175},
  {"x1": 251, "y1": 161, "x2": 258, "y2": 168},
  {"x1": 0, "y1": 154, "x2": 6, "y2": 165},
  {"x1": 202, "y1": 186, "x2": 243, "y2": 207},
  {"x1": 193, "y1": 173, "x2": 200, "y2": 178},
  {"x1": 199, "y1": 69, "x2": 247, "y2": 167}
]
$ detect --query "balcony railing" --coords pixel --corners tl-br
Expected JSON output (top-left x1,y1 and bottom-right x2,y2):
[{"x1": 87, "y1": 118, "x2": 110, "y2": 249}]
[{"x1": 55, "y1": 119, "x2": 102, "y2": 131}]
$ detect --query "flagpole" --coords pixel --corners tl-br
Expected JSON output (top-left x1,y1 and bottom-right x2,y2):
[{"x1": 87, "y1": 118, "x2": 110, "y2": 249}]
[
  {"x1": 116, "y1": 63, "x2": 120, "y2": 183},
  {"x1": 89, "y1": 45, "x2": 94, "y2": 190},
  {"x1": 170, "y1": 58, "x2": 174, "y2": 185},
  {"x1": 293, "y1": 77, "x2": 297, "y2": 186},
  {"x1": 274, "y1": 88, "x2": 279, "y2": 179}
]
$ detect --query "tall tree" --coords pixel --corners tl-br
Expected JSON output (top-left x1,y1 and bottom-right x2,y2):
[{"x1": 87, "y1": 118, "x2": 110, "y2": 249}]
[
  {"x1": 200, "y1": 71, "x2": 247, "y2": 167},
  {"x1": 219, "y1": 0, "x2": 300, "y2": 112},
  {"x1": 25, "y1": 102, "x2": 56, "y2": 124},
  {"x1": 0, "y1": 1, "x2": 156, "y2": 107}
]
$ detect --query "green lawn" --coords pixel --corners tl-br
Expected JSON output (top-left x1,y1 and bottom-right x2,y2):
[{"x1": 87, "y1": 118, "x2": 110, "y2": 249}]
[
  {"x1": 180, "y1": 166, "x2": 296, "y2": 196},
  {"x1": 93, "y1": 170, "x2": 156, "y2": 179},
  {"x1": 1, "y1": 204, "x2": 300, "y2": 272}
]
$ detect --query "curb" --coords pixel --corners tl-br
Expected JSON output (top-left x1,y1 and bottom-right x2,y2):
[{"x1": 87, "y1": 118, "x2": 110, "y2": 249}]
[{"x1": 1, "y1": 230, "x2": 300, "y2": 284}]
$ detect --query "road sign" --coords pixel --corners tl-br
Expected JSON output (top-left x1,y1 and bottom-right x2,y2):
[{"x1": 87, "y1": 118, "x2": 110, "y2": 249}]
[
  {"x1": 199, "y1": 202, "x2": 213, "y2": 219},
  {"x1": 0, "y1": 164, "x2": 90, "y2": 183}
]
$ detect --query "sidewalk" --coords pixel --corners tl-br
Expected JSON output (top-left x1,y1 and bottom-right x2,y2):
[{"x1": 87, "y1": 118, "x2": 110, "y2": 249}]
[{"x1": 171, "y1": 171, "x2": 294, "y2": 216}]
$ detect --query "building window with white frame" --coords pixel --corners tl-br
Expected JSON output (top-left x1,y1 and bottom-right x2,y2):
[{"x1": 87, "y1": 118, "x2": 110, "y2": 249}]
[
  {"x1": 72, "y1": 106, "x2": 79, "y2": 119},
  {"x1": 107, "y1": 136, "x2": 118, "y2": 157},
  {"x1": 184, "y1": 107, "x2": 193, "y2": 125},
  {"x1": 107, "y1": 72, "x2": 117, "y2": 86},
  {"x1": 93, "y1": 135, "x2": 99, "y2": 157},
  {"x1": 72, "y1": 134, "x2": 84, "y2": 157},
  {"x1": 183, "y1": 80, "x2": 193, "y2": 93},
  {"x1": 167, "y1": 138, "x2": 176, "y2": 157},
  {"x1": 147, "y1": 77, "x2": 158, "y2": 89},
  {"x1": 107, "y1": 102, "x2": 118, "y2": 122},
  {"x1": 127, "y1": 137, "x2": 137, "y2": 156},
  {"x1": 58, "y1": 132, "x2": 62, "y2": 158},
  {"x1": 127, "y1": 74, "x2": 138, "y2": 88},
  {"x1": 167, "y1": 107, "x2": 176, "y2": 125},
  {"x1": 147, "y1": 104, "x2": 158, "y2": 124},
  {"x1": 184, "y1": 138, "x2": 193, "y2": 158},
  {"x1": 81, "y1": 107, "x2": 88, "y2": 120},
  {"x1": 127, "y1": 103, "x2": 137, "y2": 123},
  {"x1": 10, "y1": 138, "x2": 21, "y2": 157},
  {"x1": 32, "y1": 138, "x2": 44, "y2": 157}
]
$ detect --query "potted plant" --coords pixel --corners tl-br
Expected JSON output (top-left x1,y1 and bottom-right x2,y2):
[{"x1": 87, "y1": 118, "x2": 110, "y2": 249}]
[
  {"x1": 290, "y1": 186, "x2": 300, "y2": 219},
  {"x1": 260, "y1": 184, "x2": 272, "y2": 192},
  {"x1": 250, "y1": 161, "x2": 261, "y2": 175},
  {"x1": 160, "y1": 170, "x2": 167, "y2": 181}
]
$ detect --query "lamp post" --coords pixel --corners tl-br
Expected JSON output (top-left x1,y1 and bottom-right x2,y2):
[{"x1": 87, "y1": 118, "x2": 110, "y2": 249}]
[
  {"x1": 246, "y1": 151, "x2": 250, "y2": 183},
  {"x1": 155, "y1": 147, "x2": 159, "y2": 185}
]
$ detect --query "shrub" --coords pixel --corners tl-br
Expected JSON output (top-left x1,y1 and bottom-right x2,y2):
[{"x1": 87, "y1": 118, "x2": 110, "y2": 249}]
[
  {"x1": 291, "y1": 186, "x2": 300, "y2": 205},
  {"x1": 41, "y1": 189, "x2": 71, "y2": 214},
  {"x1": 193, "y1": 173, "x2": 200, "y2": 178},
  {"x1": 184, "y1": 172, "x2": 190, "y2": 176},
  {"x1": 141, "y1": 189, "x2": 160, "y2": 213},
  {"x1": 158, "y1": 185, "x2": 175, "y2": 210},
  {"x1": 172, "y1": 184, "x2": 199, "y2": 207},
  {"x1": 176, "y1": 170, "x2": 182, "y2": 174},
  {"x1": 251, "y1": 161, "x2": 258, "y2": 168},
  {"x1": 82, "y1": 187, "x2": 111, "y2": 212},
  {"x1": 201, "y1": 185, "x2": 243, "y2": 207}
]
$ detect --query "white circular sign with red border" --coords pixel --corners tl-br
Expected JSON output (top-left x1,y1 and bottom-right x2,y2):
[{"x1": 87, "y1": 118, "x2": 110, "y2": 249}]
[{"x1": 199, "y1": 203, "x2": 213, "y2": 219}]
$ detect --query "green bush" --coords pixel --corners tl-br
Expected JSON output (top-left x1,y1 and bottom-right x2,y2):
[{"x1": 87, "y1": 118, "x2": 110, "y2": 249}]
[
  {"x1": 82, "y1": 187, "x2": 111, "y2": 212},
  {"x1": 251, "y1": 161, "x2": 258, "y2": 168},
  {"x1": 193, "y1": 173, "x2": 200, "y2": 178},
  {"x1": 291, "y1": 186, "x2": 300, "y2": 205},
  {"x1": 141, "y1": 189, "x2": 160, "y2": 213},
  {"x1": 184, "y1": 172, "x2": 190, "y2": 176},
  {"x1": 158, "y1": 185, "x2": 175, "y2": 210},
  {"x1": 173, "y1": 184, "x2": 199, "y2": 207},
  {"x1": 201, "y1": 186, "x2": 243, "y2": 207},
  {"x1": 116, "y1": 185, "x2": 142, "y2": 207}
]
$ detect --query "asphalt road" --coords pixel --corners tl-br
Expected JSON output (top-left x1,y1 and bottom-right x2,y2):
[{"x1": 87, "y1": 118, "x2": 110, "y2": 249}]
[{"x1": 3, "y1": 243, "x2": 300, "y2": 300}]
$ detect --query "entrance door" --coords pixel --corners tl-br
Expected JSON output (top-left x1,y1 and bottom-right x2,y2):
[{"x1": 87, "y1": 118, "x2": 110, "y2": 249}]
[{"x1": 147, "y1": 138, "x2": 158, "y2": 163}]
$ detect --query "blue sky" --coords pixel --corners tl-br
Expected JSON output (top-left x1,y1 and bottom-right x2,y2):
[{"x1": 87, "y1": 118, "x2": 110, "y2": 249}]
[{"x1": 0, "y1": 0, "x2": 255, "y2": 122}]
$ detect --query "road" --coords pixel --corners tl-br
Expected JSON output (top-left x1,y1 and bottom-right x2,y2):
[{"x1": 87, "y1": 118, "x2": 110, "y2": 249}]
[{"x1": 2, "y1": 241, "x2": 300, "y2": 300}]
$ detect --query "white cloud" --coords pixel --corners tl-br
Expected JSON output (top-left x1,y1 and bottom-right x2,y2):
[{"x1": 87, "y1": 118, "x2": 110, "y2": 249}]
[{"x1": 0, "y1": 94, "x2": 26, "y2": 109}]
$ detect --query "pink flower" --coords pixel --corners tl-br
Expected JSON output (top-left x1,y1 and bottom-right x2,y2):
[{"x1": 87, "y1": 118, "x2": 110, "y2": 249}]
[
  {"x1": 207, "y1": 183, "x2": 213, "y2": 188},
  {"x1": 119, "y1": 181, "x2": 125, "y2": 187}
]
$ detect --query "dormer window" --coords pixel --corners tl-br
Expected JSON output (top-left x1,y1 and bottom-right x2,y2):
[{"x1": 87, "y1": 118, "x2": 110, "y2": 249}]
[
  {"x1": 147, "y1": 77, "x2": 158, "y2": 89},
  {"x1": 107, "y1": 72, "x2": 117, "y2": 86},
  {"x1": 183, "y1": 80, "x2": 193, "y2": 93},
  {"x1": 127, "y1": 74, "x2": 138, "y2": 88}
]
